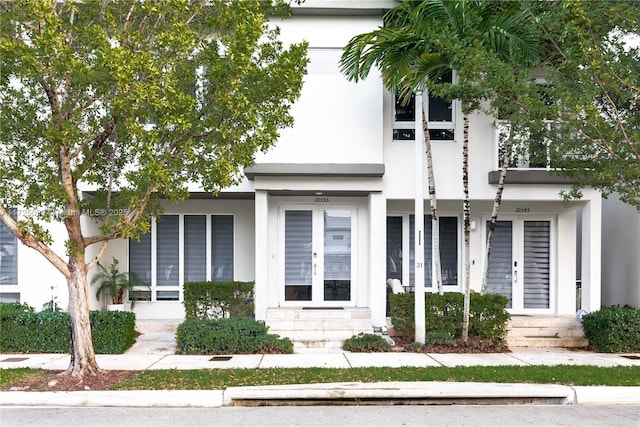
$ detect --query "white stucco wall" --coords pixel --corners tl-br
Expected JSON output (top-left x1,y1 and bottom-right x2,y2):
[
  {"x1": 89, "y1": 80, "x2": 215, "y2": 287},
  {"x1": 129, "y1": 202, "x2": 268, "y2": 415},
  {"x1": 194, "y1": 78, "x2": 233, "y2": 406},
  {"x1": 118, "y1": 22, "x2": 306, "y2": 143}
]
[{"x1": 601, "y1": 195, "x2": 640, "y2": 308}]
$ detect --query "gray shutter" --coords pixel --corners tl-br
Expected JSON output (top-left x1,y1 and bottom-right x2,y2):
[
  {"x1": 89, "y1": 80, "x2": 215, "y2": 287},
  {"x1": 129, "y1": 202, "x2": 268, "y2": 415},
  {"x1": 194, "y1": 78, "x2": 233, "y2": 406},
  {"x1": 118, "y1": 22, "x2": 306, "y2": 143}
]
[
  {"x1": 211, "y1": 215, "x2": 234, "y2": 281},
  {"x1": 0, "y1": 209, "x2": 18, "y2": 285},
  {"x1": 129, "y1": 227, "x2": 151, "y2": 285},
  {"x1": 410, "y1": 215, "x2": 457, "y2": 287},
  {"x1": 523, "y1": 221, "x2": 550, "y2": 308},
  {"x1": 486, "y1": 221, "x2": 513, "y2": 308},
  {"x1": 156, "y1": 215, "x2": 179, "y2": 287},
  {"x1": 184, "y1": 215, "x2": 206, "y2": 283},
  {"x1": 386, "y1": 217, "x2": 403, "y2": 281},
  {"x1": 284, "y1": 210, "x2": 312, "y2": 301}
]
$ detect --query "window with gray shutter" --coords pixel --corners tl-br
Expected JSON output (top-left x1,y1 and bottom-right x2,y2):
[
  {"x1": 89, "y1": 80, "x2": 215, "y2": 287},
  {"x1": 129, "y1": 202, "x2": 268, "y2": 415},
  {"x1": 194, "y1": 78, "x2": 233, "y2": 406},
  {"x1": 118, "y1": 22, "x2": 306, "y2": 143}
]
[
  {"x1": 211, "y1": 215, "x2": 234, "y2": 281},
  {"x1": 284, "y1": 210, "x2": 312, "y2": 301},
  {"x1": 0, "y1": 209, "x2": 18, "y2": 285},
  {"x1": 486, "y1": 221, "x2": 513, "y2": 308},
  {"x1": 129, "y1": 227, "x2": 151, "y2": 285},
  {"x1": 156, "y1": 215, "x2": 179, "y2": 288},
  {"x1": 408, "y1": 215, "x2": 458, "y2": 286},
  {"x1": 184, "y1": 215, "x2": 206, "y2": 283},
  {"x1": 386, "y1": 217, "x2": 402, "y2": 281},
  {"x1": 523, "y1": 220, "x2": 550, "y2": 308}
]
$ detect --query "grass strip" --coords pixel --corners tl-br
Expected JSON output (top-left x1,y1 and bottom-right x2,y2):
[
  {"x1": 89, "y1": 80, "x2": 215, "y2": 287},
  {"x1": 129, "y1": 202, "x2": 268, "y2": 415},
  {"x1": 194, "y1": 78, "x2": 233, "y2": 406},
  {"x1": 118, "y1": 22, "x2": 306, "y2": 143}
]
[
  {"x1": 2, "y1": 366, "x2": 638, "y2": 390},
  {"x1": 113, "y1": 365, "x2": 639, "y2": 390}
]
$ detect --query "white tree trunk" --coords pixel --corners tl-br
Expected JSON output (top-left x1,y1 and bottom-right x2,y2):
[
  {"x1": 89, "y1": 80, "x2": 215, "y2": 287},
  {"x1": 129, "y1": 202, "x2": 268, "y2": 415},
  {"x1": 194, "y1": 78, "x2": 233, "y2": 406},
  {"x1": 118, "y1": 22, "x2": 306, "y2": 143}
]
[
  {"x1": 423, "y1": 111, "x2": 443, "y2": 295},
  {"x1": 481, "y1": 122, "x2": 515, "y2": 294},
  {"x1": 462, "y1": 114, "x2": 471, "y2": 342}
]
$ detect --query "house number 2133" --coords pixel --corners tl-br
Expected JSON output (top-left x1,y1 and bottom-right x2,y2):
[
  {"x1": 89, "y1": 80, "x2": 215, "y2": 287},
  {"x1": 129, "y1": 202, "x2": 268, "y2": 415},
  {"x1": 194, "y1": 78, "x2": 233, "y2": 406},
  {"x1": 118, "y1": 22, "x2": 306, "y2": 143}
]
[{"x1": 315, "y1": 197, "x2": 329, "y2": 203}]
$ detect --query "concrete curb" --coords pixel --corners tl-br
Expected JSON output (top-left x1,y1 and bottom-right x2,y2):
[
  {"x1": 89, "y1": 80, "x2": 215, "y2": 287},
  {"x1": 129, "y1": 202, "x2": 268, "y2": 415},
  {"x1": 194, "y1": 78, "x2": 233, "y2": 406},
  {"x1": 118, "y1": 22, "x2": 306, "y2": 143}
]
[
  {"x1": 224, "y1": 382, "x2": 575, "y2": 406},
  {"x1": 1, "y1": 390, "x2": 224, "y2": 407},
  {"x1": 3, "y1": 383, "x2": 639, "y2": 407}
]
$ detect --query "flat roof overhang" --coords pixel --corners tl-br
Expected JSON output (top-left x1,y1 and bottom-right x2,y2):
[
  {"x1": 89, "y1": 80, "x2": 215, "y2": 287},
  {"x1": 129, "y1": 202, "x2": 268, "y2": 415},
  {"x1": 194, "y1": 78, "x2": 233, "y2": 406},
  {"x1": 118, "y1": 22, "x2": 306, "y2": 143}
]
[{"x1": 245, "y1": 163, "x2": 385, "y2": 180}]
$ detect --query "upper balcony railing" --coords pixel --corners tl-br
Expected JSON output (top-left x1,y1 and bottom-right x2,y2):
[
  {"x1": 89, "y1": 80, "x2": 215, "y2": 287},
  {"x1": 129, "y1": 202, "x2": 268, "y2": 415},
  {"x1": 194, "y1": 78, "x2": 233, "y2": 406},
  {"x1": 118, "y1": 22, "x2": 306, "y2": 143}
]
[{"x1": 495, "y1": 120, "x2": 554, "y2": 170}]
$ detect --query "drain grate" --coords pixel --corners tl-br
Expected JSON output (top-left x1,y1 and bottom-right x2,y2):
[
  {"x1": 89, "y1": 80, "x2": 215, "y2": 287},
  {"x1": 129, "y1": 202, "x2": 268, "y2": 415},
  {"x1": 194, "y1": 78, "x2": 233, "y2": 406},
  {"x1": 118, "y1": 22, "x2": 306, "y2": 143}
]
[
  {"x1": 621, "y1": 355, "x2": 640, "y2": 360},
  {"x1": 210, "y1": 356, "x2": 233, "y2": 361},
  {"x1": 1, "y1": 357, "x2": 29, "y2": 362}
]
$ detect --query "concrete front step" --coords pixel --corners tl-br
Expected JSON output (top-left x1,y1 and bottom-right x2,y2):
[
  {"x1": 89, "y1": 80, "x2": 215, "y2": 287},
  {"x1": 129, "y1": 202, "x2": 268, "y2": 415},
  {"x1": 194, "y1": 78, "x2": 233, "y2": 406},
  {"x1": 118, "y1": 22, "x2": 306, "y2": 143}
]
[
  {"x1": 507, "y1": 316, "x2": 588, "y2": 348},
  {"x1": 266, "y1": 308, "x2": 373, "y2": 350}
]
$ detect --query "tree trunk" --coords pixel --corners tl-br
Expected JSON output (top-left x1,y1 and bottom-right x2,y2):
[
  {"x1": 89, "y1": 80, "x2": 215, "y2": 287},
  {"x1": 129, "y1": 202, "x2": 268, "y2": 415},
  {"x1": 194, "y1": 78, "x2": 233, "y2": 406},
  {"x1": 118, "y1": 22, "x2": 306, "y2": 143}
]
[
  {"x1": 66, "y1": 258, "x2": 102, "y2": 377},
  {"x1": 423, "y1": 111, "x2": 443, "y2": 294},
  {"x1": 461, "y1": 113, "x2": 471, "y2": 342},
  {"x1": 481, "y1": 121, "x2": 515, "y2": 294}
]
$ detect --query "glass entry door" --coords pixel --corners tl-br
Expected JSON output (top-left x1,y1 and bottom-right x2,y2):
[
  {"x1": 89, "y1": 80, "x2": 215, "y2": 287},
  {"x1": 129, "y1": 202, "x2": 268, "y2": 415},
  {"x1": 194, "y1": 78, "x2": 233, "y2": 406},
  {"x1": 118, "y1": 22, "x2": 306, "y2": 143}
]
[
  {"x1": 486, "y1": 219, "x2": 552, "y2": 312},
  {"x1": 283, "y1": 206, "x2": 354, "y2": 305}
]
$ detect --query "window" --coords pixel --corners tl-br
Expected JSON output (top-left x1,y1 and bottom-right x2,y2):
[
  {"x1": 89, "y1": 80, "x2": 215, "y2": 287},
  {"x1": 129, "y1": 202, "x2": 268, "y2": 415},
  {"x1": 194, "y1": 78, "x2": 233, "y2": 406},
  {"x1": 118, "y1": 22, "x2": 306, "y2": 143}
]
[
  {"x1": 386, "y1": 215, "x2": 459, "y2": 288},
  {"x1": 393, "y1": 70, "x2": 455, "y2": 141},
  {"x1": 0, "y1": 209, "x2": 18, "y2": 286},
  {"x1": 129, "y1": 214, "x2": 234, "y2": 301}
]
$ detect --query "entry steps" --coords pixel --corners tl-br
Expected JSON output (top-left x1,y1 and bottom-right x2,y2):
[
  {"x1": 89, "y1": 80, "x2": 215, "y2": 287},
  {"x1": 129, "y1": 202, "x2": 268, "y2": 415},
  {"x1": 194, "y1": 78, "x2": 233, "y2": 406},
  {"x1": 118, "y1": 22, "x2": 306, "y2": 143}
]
[
  {"x1": 265, "y1": 308, "x2": 372, "y2": 351},
  {"x1": 507, "y1": 315, "x2": 588, "y2": 348}
]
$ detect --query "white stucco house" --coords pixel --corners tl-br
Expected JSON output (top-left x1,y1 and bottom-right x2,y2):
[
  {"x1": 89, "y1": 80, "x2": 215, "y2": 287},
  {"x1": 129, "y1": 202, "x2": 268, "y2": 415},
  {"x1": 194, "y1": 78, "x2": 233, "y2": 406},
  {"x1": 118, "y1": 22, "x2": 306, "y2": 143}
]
[{"x1": 1, "y1": 1, "x2": 637, "y2": 349}]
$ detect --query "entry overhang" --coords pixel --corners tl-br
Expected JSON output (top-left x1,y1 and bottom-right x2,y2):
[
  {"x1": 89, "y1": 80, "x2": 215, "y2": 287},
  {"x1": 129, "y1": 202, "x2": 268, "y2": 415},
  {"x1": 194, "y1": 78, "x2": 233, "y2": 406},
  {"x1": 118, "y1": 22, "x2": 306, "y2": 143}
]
[{"x1": 245, "y1": 163, "x2": 385, "y2": 180}]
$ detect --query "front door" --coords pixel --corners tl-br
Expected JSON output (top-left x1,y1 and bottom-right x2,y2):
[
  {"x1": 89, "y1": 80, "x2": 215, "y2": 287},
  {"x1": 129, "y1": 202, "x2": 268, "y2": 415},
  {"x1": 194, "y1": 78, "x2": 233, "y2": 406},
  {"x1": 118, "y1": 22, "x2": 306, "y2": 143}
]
[
  {"x1": 486, "y1": 218, "x2": 553, "y2": 312},
  {"x1": 282, "y1": 206, "x2": 355, "y2": 306}
]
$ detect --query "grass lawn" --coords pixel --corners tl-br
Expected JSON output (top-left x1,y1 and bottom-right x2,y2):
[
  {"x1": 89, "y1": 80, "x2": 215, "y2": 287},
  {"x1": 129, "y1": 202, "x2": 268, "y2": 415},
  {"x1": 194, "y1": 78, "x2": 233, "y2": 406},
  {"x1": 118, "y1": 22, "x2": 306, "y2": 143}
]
[{"x1": 2, "y1": 366, "x2": 638, "y2": 390}]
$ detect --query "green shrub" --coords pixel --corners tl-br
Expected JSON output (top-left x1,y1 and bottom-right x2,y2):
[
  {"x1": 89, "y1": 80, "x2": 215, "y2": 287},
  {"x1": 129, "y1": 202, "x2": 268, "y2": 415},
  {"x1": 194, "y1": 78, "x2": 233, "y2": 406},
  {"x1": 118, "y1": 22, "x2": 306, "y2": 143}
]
[
  {"x1": 90, "y1": 311, "x2": 137, "y2": 354},
  {"x1": 583, "y1": 306, "x2": 640, "y2": 352},
  {"x1": 342, "y1": 333, "x2": 392, "y2": 352},
  {"x1": 175, "y1": 318, "x2": 293, "y2": 355},
  {"x1": 389, "y1": 292, "x2": 510, "y2": 341},
  {"x1": 183, "y1": 281, "x2": 254, "y2": 320},
  {"x1": 0, "y1": 303, "x2": 136, "y2": 354}
]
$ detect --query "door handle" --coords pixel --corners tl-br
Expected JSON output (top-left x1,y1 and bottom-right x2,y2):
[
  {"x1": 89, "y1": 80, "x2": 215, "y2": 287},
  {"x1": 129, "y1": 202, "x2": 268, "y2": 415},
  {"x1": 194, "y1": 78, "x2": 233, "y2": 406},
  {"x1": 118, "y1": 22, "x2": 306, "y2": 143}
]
[{"x1": 313, "y1": 263, "x2": 317, "y2": 275}]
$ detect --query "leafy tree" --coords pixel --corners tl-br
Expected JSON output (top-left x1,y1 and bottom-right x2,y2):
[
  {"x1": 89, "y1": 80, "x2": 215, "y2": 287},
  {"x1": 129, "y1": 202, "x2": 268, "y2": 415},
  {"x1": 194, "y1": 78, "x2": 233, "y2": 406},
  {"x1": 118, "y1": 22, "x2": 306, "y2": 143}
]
[
  {"x1": 0, "y1": 0, "x2": 307, "y2": 380},
  {"x1": 526, "y1": 0, "x2": 640, "y2": 210}
]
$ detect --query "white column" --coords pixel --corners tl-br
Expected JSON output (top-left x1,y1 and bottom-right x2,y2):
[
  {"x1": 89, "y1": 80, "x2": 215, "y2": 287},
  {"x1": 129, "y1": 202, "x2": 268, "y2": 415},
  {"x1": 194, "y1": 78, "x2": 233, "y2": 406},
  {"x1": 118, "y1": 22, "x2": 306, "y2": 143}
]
[
  {"x1": 581, "y1": 196, "x2": 602, "y2": 312},
  {"x1": 254, "y1": 190, "x2": 269, "y2": 321},
  {"x1": 369, "y1": 192, "x2": 387, "y2": 328},
  {"x1": 414, "y1": 91, "x2": 425, "y2": 344}
]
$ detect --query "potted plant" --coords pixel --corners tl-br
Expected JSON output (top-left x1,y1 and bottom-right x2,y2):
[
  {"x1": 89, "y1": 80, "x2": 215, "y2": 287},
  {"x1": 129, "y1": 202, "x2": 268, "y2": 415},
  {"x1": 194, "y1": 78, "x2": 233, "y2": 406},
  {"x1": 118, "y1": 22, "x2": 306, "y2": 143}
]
[{"x1": 92, "y1": 258, "x2": 148, "y2": 310}]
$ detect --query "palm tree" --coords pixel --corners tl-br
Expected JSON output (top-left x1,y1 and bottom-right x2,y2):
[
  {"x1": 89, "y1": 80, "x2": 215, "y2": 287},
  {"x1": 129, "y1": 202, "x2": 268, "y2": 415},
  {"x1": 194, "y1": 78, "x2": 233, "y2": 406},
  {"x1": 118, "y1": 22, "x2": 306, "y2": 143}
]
[{"x1": 341, "y1": 0, "x2": 539, "y2": 342}]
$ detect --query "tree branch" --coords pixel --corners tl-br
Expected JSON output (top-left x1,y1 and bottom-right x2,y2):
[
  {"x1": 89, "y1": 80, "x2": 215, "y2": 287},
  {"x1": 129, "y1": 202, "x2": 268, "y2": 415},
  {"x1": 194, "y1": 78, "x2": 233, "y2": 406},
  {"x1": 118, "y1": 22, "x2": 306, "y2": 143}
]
[{"x1": 0, "y1": 203, "x2": 71, "y2": 278}]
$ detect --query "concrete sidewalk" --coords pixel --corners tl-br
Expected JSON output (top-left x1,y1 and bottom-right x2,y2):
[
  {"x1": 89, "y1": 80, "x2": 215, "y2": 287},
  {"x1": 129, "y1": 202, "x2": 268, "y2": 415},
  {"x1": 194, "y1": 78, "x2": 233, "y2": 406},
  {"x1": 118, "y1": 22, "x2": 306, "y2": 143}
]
[
  {"x1": 1, "y1": 319, "x2": 639, "y2": 407},
  {"x1": 2, "y1": 350, "x2": 639, "y2": 407}
]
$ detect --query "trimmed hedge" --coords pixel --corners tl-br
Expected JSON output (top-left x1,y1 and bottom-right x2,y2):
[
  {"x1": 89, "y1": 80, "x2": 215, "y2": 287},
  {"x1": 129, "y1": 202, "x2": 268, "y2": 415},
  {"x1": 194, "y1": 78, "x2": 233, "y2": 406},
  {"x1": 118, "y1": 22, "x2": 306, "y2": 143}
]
[
  {"x1": 389, "y1": 292, "x2": 510, "y2": 341},
  {"x1": 0, "y1": 302, "x2": 136, "y2": 354},
  {"x1": 582, "y1": 306, "x2": 640, "y2": 352},
  {"x1": 183, "y1": 281, "x2": 254, "y2": 320},
  {"x1": 176, "y1": 318, "x2": 293, "y2": 355}
]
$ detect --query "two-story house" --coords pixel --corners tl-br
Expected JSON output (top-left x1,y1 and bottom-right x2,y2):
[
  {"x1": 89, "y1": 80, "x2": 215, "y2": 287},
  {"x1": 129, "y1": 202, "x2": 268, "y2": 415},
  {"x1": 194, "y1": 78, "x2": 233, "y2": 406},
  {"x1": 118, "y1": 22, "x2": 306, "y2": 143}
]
[{"x1": 2, "y1": 1, "x2": 633, "y2": 350}]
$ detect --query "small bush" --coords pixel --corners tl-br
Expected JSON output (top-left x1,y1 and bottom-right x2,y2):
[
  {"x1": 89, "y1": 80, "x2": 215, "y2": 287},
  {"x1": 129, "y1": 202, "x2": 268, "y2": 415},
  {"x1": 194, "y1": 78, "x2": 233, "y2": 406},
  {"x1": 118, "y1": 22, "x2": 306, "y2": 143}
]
[
  {"x1": 342, "y1": 333, "x2": 391, "y2": 352},
  {"x1": 424, "y1": 331, "x2": 455, "y2": 347},
  {"x1": 183, "y1": 281, "x2": 254, "y2": 320},
  {"x1": 0, "y1": 303, "x2": 136, "y2": 354},
  {"x1": 175, "y1": 318, "x2": 293, "y2": 355},
  {"x1": 583, "y1": 306, "x2": 640, "y2": 353}
]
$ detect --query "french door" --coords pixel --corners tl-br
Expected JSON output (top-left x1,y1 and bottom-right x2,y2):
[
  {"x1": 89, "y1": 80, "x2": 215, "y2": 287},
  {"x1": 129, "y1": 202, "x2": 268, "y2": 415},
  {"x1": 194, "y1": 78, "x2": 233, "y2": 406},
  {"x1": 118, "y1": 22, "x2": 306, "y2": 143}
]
[
  {"x1": 281, "y1": 206, "x2": 355, "y2": 306},
  {"x1": 485, "y1": 218, "x2": 553, "y2": 312}
]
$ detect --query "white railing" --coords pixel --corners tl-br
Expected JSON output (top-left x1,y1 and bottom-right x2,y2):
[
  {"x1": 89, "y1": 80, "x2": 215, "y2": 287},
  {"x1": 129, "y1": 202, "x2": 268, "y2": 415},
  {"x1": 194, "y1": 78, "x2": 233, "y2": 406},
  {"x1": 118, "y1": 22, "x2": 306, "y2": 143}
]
[{"x1": 495, "y1": 120, "x2": 553, "y2": 170}]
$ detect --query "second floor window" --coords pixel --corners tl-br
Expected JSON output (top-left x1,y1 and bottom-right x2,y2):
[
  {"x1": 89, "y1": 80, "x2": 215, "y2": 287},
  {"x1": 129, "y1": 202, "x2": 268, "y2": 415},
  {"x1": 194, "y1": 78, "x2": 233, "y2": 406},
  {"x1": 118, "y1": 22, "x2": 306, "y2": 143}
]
[{"x1": 393, "y1": 70, "x2": 455, "y2": 141}]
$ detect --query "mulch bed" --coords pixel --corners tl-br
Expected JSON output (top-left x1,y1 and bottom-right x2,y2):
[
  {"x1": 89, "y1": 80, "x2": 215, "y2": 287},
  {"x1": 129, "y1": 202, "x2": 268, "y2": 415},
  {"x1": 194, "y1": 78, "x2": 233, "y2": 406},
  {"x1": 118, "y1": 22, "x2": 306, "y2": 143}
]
[
  {"x1": 390, "y1": 334, "x2": 509, "y2": 354},
  {"x1": 5, "y1": 370, "x2": 137, "y2": 392}
]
